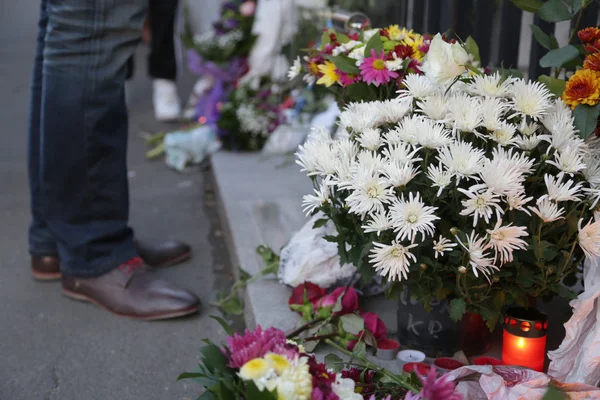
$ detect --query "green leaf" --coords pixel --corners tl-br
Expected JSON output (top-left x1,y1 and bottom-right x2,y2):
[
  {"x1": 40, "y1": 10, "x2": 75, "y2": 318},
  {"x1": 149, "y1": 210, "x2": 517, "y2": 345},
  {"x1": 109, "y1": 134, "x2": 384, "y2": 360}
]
[
  {"x1": 538, "y1": 0, "x2": 574, "y2": 22},
  {"x1": 321, "y1": 30, "x2": 331, "y2": 46},
  {"x1": 530, "y1": 25, "x2": 555, "y2": 50},
  {"x1": 340, "y1": 314, "x2": 365, "y2": 335},
  {"x1": 218, "y1": 381, "x2": 236, "y2": 400},
  {"x1": 210, "y1": 316, "x2": 235, "y2": 336},
  {"x1": 329, "y1": 55, "x2": 360, "y2": 75},
  {"x1": 539, "y1": 45, "x2": 579, "y2": 68},
  {"x1": 538, "y1": 74, "x2": 566, "y2": 97},
  {"x1": 562, "y1": 0, "x2": 583, "y2": 14},
  {"x1": 197, "y1": 391, "x2": 217, "y2": 400},
  {"x1": 364, "y1": 32, "x2": 384, "y2": 57},
  {"x1": 325, "y1": 353, "x2": 343, "y2": 371},
  {"x1": 542, "y1": 385, "x2": 568, "y2": 400},
  {"x1": 312, "y1": 218, "x2": 329, "y2": 229},
  {"x1": 573, "y1": 104, "x2": 600, "y2": 139},
  {"x1": 200, "y1": 343, "x2": 229, "y2": 373},
  {"x1": 510, "y1": 0, "x2": 544, "y2": 12},
  {"x1": 345, "y1": 82, "x2": 379, "y2": 102},
  {"x1": 449, "y1": 298, "x2": 467, "y2": 322},
  {"x1": 323, "y1": 235, "x2": 338, "y2": 243},
  {"x1": 177, "y1": 372, "x2": 204, "y2": 381},
  {"x1": 217, "y1": 294, "x2": 244, "y2": 316},
  {"x1": 337, "y1": 33, "x2": 351, "y2": 44},
  {"x1": 464, "y1": 36, "x2": 481, "y2": 63},
  {"x1": 245, "y1": 380, "x2": 277, "y2": 400}
]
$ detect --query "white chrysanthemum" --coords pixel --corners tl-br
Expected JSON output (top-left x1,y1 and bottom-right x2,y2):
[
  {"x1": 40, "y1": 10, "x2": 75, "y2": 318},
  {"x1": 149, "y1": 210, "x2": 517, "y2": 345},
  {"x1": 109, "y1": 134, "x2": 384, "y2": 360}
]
[
  {"x1": 332, "y1": 376, "x2": 363, "y2": 400},
  {"x1": 468, "y1": 72, "x2": 515, "y2": 97},
  {"x1": 348, "y1": 46, "x2": 365, "y2": 62},
  {"x1": 287, "y1": 56, "x2": 302, "y2": 80},
  {"x1": 375, "y1": 99, "x2": 411, "y2": 124},
  {"x1": 382, "y1": 143, "x2": 422, "y2": 166},
  {"x1": 478, "y1": 155, "x2": 525, "y2": 196},
  {"x1": 386, "y1": 115, "x2": 423, "y2": 145},
  {"x1": 336, "y1": 137, "x2": 360, "y2": 160},
  {"x1": 339, "y1": 102, "x2": 382, "y2": 132},
  {"x1": 546, "y1": 146, "x2": 586, "y2": 176},
  {"x1": 385, "y1": 52, "x2": 404, "y2": 71},
  {"x1": 389, "y1": 192, "x2": 439, "y2": 242},
  {"x1": 355, "y1": 151, "x2": 386, "y2": 174},
  {"x1": 490, "y1": 121, "x2": 519, "y2": 146},
  {"x1": 583, "y1": 154, "x2": 600, "y2": 188},
  {"x1": 529, "y1": 198, "x2": 565, "y2": 223},
  {"x1": 427, "y1": 163, "x2": 454, "y2": 196},
  {"x1": 456, "y1": 231, "x2": 498, "y2": 280},
  {"x1": 274, "y1": 357, "x2": 313, "y2": 400},
  {"x1": 357, "y1": 128, "x2": 382, "y2": 151},
  {"x1": 492, "y1": 147, "x2": 535, "y2": 175},
  {"x1": 296, "y1": 136, "x2": 335, "y2": 176},
  {"x1": 302, "y1": 182, "x2": 330, "y2": 215},
  {"x1": 417, "y1": 120, "x2": 453, "y2": 149},
  {"x1": 542, "y1": 174, "x2": 583, "y2": 202},
  {"x1": 515, "y1": 134, "x2": 549, "y2": 151},
  {"x1": 331, "y1": 157, "x2": 354, "y2": 185},
  {"x1": 446, "y1": 93, "x2": 483, "y2": 133},
  {"x1": 303, "y1": 73, "x2": 316, "y2": 86},
  {"x1": 486, "y1": 220, "x2": 529, "y2": 264},
  {"x1": 397, "y1": 73, "x2": 437, "y2": 101},
  {"x1": 345, "y1": 167, "x2": 395, "y2": 215},
  {"x1": 459, "y1": 187, "x2": 503, "y2": 227},
  {"x1": 520, "y1": 122, "x2": 539, "y2": 136},
  {"x1": 578, "y1": 218, "x2": 600, "y2": 258},
  {"x1": 370, "y1": 241, "x2": 418, "y2": 281},
  {"x1": 584, "y1": 187, "x2": 600, "y2": 209},
  {"x1": 383, "y1": 162, "x2": 420, "y2": 187},
  {"x1": 542, "y1": 103, "x2": 579, "y2": 152},
  {"x1": 506, "y1": 191, "x2": 533, "y2": 215},
  {"x1": 416, "y1": 93, "x2": 448, "y2": 121},
  {"x1": 509, "y1": 79, "x2": 553, "y2": 121},
  {"x1": 437, "y1": 141, "x2": 485, "y2": 180},
  {"x1": 362, "y1": 210, "x2": 392, "y2": 236},
  {"x1": 433, "y1": 235, "x2": 457, "y2": 258},
  {"x1": 480, "y1": 97, "x2": 507, "y2": 131}
]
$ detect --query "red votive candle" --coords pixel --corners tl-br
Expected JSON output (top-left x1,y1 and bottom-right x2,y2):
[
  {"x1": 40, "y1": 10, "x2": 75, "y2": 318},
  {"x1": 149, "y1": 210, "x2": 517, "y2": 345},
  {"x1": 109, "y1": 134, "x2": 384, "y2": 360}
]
[
  {"x1": 376, "y1": 339, "x2": 400, "y2": 360},
  {"x1": 473, "y1": 356, "x2": 504, "y2": 366},
  {"x1": 502, "y1": 307, "x2": 547, "y2": 372},
  {"x1": 434, "y1": 357, "x2": 464, "y2": 372},
  {"x1": 403, "y1": 362, "x2": 431, "y2": 375}
]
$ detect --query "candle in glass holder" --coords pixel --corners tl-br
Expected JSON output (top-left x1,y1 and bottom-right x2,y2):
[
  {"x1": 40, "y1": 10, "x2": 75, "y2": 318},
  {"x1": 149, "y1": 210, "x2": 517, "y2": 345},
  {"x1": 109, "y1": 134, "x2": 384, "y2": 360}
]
[
  {"x1": 396, "y1": 349, "x2": 426, "y2": 370},
  {"x1": 502, "y1": 307, "x2": 547, "y2": 372}
]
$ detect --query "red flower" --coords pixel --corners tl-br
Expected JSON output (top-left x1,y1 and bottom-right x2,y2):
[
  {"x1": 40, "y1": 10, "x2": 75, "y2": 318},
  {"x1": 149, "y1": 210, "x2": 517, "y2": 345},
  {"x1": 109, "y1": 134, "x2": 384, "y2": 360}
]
[
  {"x1": 394, "y1": 44, "x2": 415, "y2": 59},
  {"x1": 579, "y1": 27, "x2": 600, "y2": 44},
  {"x1": 288, "y1": 282, "x2": 326, "y2": 308},
  {"x1": 307, "y1": 355, "x2": 339, "y2": 400},
  {"x1": 584, "y1": 39, "x2": 600, "y2": 54},
  {"x1": 317, "y1": 287, "x2": 359, "y2": 315},
  {"x1": 362, "y1": 312, "x2": 387, "y2": 341}
]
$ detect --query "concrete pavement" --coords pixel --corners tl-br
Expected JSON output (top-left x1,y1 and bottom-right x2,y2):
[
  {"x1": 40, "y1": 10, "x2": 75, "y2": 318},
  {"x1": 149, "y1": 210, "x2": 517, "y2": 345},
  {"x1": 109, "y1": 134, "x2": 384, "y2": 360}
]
[{"x1": 0, "y1": 1, "x2": 235, "y2": 399}]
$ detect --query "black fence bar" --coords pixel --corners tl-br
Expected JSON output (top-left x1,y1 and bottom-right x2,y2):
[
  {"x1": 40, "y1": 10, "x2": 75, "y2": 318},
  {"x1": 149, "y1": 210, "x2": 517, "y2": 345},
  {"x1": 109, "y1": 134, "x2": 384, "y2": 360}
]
[
  {"x1": 572, "y1": 3, "x2": 599, "y2": 40},
  {"x1": 452, "y1": 0, "x2": 476, "y2": 42},
  {"x1": 411, "y1": 0, "x2": 426, "y2": 33},
  {"x1": 425, "y1": 0, "x2": 442, "y2": 34},
  {"x1": 497, "y1": 0, "x2": 523, "y2": 69},
  {"x1": 528, "y1": 16, "x2": 554, "y2": 78},
  {"x1": 473, "y1": 0, "x2": 496, "y2": 67}
]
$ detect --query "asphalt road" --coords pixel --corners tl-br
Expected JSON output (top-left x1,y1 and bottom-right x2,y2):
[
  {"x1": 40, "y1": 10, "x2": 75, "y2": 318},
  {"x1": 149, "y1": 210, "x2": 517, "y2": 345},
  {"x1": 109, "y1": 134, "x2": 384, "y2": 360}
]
[{"x1": 0, "y1": 1, "x2": 235, "y2": 399}]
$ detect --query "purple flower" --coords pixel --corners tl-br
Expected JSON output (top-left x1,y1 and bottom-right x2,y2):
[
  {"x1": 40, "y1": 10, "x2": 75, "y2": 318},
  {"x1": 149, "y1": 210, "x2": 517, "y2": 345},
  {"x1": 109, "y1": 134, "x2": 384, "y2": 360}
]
[
  {"x1": 404, "y1": 368, "x2": 463, "y2": 400},
  {"x1": 224, "y1": 18, "x2": 239, "y2": 29},
  {"x1": 224, "y1": 326, "x2": 297, "y2": 369}
]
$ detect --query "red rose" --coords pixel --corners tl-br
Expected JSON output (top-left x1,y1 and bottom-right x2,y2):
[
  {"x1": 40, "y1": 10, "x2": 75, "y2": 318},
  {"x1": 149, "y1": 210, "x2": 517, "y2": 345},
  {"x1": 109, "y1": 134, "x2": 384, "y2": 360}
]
[
  {"x1": 362, "y1": 312, "x2": 387, "y2": 341},
  {"x1": 317, "y1": 287, "x2": 359, "y2": 315},
  {"x1": 288, "y1": 282, "x2": 326, "y2": 308}
]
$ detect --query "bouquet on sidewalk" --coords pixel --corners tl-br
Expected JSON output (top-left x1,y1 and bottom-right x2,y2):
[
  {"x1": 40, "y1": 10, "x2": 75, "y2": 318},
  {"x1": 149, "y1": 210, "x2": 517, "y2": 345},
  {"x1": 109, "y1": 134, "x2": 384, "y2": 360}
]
[
  {"x1": 288, "y1": 25, "x2": 480, "y2": 105},
  {"x1": 179, "y1": 318, "x2": 462, "y2": 400},
  {"x1": 296, "y1": 33, "x2": 600, "y2": 329}
]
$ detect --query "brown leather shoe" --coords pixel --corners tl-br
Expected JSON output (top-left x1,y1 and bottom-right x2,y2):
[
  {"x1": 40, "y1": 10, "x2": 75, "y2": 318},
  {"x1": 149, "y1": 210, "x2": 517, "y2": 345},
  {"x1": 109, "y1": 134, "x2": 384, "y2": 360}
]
[
  {"x1": 61, "y1": 257, "x2": 200, "y2": 320},
  {"x1": 31, "y1": 239, "x2": 192, "y2": 280},
  {"x1": 133, "y1": 239, "x2": 191, "y2": 267},
  {"x1": 31, "y1": 256, "x2": 61, "y2": 281}
]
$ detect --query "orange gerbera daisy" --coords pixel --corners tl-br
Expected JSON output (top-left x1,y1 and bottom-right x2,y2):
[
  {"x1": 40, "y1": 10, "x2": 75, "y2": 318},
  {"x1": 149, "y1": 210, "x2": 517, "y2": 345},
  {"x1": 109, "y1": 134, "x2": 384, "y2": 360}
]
[
  {"x1": 562, "y1": 69, "x2": 600, "y2": 109},
  {"x1": 578, "y1": 27, "x2": 600, "y2": 44},
  {"x1": 584, "y1": 53, "x2": 600, "y2": 71}
]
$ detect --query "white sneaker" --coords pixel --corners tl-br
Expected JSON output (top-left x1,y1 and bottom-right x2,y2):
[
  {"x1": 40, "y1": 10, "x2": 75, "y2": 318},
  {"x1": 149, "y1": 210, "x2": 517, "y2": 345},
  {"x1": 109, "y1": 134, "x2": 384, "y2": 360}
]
[{"x1": 153, "y1": 79, "x2": 181, "y2": 122}]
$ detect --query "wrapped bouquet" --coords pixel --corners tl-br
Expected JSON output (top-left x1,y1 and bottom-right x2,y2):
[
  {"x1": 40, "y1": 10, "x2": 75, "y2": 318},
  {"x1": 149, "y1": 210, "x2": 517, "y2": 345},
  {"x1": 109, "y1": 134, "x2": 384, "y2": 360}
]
[{"x1": 296, "y1": 33, "x2": 600, "y2": 329}]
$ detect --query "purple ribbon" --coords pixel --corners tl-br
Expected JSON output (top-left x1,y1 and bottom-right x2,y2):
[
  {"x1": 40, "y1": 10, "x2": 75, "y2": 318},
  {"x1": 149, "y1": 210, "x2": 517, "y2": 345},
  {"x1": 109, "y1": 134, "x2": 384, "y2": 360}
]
[{"x1": 186, "y1": 50, "x2": 248, "y2": 129}]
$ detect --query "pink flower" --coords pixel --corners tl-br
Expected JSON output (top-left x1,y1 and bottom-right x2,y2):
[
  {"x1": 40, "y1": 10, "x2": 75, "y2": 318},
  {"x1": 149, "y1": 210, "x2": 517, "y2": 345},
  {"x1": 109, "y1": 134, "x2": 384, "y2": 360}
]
[
  {"x1": 239, "y1": 1, "x2": 255, "y2": 16},
  {"x1": 359, "y1": 49, "x2": 398, "y2": 86},
  {"x1": 317, "y1": 287, "x2": 359, "y2": 315},
  {"x1": 404, "y1": 368, "x2": 463, "y2": 400},
  {"x1": 362, "y1": 312, "x2": 387, "y2": 341},
  {"x1": 225, "y1": 326, "x2": 296, "y2": 369},
  {"x1": 289, "y1": 282, "x2": 327, "y2": 308},
  {"x1": 338, "y1": 70, "x2": 361, "y2": 87}
]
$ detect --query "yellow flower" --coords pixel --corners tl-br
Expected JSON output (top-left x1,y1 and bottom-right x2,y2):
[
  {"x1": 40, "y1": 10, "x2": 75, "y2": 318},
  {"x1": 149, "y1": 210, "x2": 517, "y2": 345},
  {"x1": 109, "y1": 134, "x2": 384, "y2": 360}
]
[
  {"x1": 239, "y1": 358, "x2": 272, "y2": 381},
  {"x1": 264, "y1": 353, "x2": 291, "y2": 375},
  {"x1": 386, "y1": 24, "x2": 403, "y2": 41},
  {"x1": 275, "y1": 357, "x2": 312, "y2": 400},
  {"x1": 562, "y1": 68, "x2": 600, "y2": 109},
  {"x1": 317, "y1": 61, "x2": 339, "y2": 87}
]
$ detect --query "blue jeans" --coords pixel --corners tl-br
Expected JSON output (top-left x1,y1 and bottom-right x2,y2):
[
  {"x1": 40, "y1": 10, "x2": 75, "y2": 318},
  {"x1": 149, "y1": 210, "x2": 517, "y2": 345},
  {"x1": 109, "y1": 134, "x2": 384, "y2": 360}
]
[{"x1": 28, "y1": 0, "x2": 147, "y2": 277}]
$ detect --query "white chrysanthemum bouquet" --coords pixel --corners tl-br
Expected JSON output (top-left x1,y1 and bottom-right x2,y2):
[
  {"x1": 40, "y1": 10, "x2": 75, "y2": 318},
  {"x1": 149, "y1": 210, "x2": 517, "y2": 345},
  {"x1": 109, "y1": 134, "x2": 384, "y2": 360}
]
[{"x1": 297, "y1": 35, "x2": 600, "y2": 329}]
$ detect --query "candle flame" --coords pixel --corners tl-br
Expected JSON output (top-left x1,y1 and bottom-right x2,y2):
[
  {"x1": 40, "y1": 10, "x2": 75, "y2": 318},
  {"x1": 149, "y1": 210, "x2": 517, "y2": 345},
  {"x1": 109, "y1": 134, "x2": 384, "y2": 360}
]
[{"x1": 517, "y1": 337, "x2": 525, "y2": 348}]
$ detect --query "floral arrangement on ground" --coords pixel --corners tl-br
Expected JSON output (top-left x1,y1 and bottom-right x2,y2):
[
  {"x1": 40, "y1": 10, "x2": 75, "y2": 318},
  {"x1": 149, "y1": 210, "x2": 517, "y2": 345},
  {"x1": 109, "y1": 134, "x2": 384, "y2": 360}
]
[{"x1": 296, "y1": 33, "x2": 600, "y2": 330}]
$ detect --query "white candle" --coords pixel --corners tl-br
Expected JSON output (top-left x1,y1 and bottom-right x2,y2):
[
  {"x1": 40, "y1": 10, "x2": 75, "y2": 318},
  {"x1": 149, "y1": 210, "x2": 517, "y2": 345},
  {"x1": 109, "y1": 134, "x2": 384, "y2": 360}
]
[{"x1": 396, "y1": 349, "x2": 426, "y2": 369}]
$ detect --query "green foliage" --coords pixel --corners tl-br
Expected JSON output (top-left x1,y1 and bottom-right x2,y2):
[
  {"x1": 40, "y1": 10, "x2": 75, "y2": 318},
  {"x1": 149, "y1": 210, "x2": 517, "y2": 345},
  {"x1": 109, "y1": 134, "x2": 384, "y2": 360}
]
[
  {"x1": 539, "y1": 45, "x2": 579, "y2": 68},
  {"x1": 510, "y1": 0, "x2": 544, "y2": 12},
  {"x1": 449, "y1": 298, "x2": 467, "y2": 322},
  {"x1": 364, "y1": 33, "x2": 384, "y2": 57},
  {"x1": 573, "y1": 104, "x2": 600, "y2": 139},
  {"x1": 329, "y1": 55, "x2": 360, "y2": 75},
  {"x1": 530, "y1": 25, "x2": 559, "y2": 50},
  {"x1": 464, "y1": 36, "x2": 481, "y2": 64},
  {"x1": 538, "y1": 74, "x2": 566, "y2": 97}
]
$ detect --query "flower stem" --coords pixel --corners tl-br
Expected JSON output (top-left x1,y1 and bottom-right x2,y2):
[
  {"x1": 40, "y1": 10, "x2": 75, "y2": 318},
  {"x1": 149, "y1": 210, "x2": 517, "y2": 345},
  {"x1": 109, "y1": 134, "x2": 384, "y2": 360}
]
[
  {"x1": 324, "y1": 339, "x2": 420, "y2": 394},
  {"x1": 286, "y1": 318, "x2": 324, "y2": 339}
]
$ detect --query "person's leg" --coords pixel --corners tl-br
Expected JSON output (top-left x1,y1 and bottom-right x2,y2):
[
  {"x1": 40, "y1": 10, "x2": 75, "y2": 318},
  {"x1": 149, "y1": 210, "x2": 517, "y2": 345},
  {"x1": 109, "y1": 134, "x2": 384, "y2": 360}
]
[
  {"x1": 28, "y1": 0, "x2": 58, "y2": 260},
  {"x1": 148, "y1": 0, "x2": 181, "y2": 121},
  {"x1": 40, "y1": 0, "x2": 146, "y2": 277}
]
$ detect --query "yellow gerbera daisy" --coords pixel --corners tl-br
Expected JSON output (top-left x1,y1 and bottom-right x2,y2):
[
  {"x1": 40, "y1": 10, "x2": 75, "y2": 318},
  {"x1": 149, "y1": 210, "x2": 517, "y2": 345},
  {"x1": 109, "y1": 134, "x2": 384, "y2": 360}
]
[
  {"x1": 386, "y1": 24, "x2": 403, "y2": 41},
  {"x1": 562, "y1": 68, "x2": 600, "y2": 109},
  {"x1": 264, "y1": 353, "x2": 291, "y2": 375},
  {"x1": 317, "y1": 61, "x2": 339, "y2": 87},
  {"x1": 239, "y1": 358, "x2": 272, "y2": 381}
]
